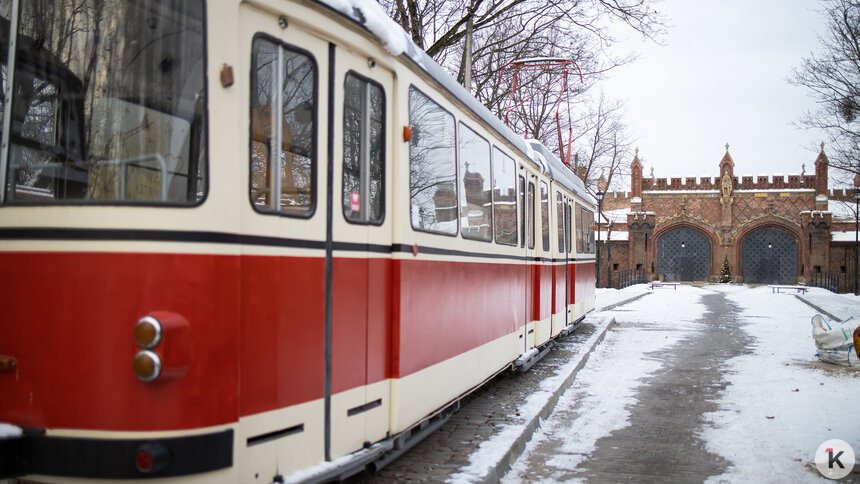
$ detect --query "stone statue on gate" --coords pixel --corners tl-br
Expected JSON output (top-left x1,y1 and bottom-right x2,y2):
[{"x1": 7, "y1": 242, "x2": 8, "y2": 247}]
[{"x1": 721, "y1": 172, "x2": 732, "y2": 198}]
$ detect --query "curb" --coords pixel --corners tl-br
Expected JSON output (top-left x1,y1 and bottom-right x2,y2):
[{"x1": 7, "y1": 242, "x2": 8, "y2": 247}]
[
  {"x1": 479, "y1": 316, "x2": 616, "y2": 483},
  {"x1": 794, "y1": 294, "x2": 843, "y2": 322},
  {"x1": 597, "y1": 291, "x2": 650, "y2": 312},
  {"x1": 477, "y1": 291, "x2": 650, "y2": 483}
]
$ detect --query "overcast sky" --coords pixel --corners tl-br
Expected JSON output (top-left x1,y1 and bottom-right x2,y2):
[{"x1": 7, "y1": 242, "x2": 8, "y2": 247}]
[{"x1": 604, "y1": 0, "x2": 832, "y2": 184}]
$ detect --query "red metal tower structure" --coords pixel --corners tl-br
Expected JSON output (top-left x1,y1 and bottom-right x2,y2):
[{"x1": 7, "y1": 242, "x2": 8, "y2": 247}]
[{"x1": 498, "y1": 58, "x2": 582, "y2": 167}]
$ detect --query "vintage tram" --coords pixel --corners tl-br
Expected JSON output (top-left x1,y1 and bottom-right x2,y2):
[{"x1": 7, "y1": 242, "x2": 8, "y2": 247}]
[{"x1": 0, "y1": 0, "x2": 595, "y2": 482}]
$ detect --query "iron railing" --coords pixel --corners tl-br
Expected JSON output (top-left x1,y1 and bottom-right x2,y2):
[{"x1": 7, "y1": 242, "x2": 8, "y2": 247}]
[
  {"x1": 809, "y1": 272, "x2": 840, "y2": 293},
  {"x1": 617, "y1": 269, "x2": 646, "y2": 289}
]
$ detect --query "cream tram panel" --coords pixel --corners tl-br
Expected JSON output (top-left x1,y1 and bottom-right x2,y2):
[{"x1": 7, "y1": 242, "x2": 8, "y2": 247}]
[
  {"x1": 389, "y1": 331, "x2": 520, "y2": 434},
  {"x1": 236, "y1": 399, "x2": 324, "y2": 481},
  {"x1": 328, "y1": 380, "x2": 391, "y2": 459},
  {"x1": 238, "y1": 2, "x2": 329, "y2": 246}
]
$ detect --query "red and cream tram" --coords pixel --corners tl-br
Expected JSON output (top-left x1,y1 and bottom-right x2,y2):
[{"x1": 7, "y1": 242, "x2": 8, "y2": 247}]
[{"x1": 0, "y1": 0, "x2": 595, "y2": 481}]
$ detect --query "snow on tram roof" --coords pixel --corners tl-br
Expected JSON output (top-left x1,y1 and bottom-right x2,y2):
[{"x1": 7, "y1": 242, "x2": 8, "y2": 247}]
[
  {"x1": 312, "y1": 0, "x2": 592, "y2": 206},
  {"x1": 527, "y1": 141, "x2": 593, "y2": 204},
  {"x1": 317, "y1": 0, "x2": 409, "y2": 56}
]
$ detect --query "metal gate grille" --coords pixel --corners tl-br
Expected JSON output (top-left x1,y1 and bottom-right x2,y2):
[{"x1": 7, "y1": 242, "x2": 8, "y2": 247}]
[
  {"x1": 741, "y1": 227, "x2": 797, "y2": 284},
  {"x1": 657, "y1": 227, "x2": 711, "y2": 282}
]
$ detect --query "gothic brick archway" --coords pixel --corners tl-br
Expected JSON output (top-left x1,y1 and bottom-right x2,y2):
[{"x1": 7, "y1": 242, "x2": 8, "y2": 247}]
[
  {"x1": 656, "y1": 225, "x2": 713, "y2": 281},
  {"x1": 740, "y1": 226, "x2": 799, "y2": 284}
]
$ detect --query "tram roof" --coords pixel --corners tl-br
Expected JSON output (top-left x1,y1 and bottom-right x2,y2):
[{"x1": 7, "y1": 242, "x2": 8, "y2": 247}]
[{"x1": 312, "y1": 0, "x2": 595, "y2": 207}]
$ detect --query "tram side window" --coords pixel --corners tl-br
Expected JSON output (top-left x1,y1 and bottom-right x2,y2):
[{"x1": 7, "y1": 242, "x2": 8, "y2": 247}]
[
  {"x1": 409, "y1": 87, "x2": 456, "y2": 235},
  {"x1": 582, "y1": 206, "x2": 595, "y2": 253},
  {"x1": 528, "y1": 181, "x2": 535, "y2": 250},
  {"x1": 3, "y1": 0, "x2": 207, "y2": 204},
  {"x1": 342, "y1": 73, "x2": 384, "y2": 224},
  {"x1": 540, "y1": 181, "x2": 549, "y2": 251},
  {"x1": 575, "y1": 203, "x2": 584, "y2": 253},
  {"x1": 565, "y1": 202, "x2": 572, "y2": 254},
  {"x1": 458, "y1": 123, "x2": 491, "y2": 241},
  {"x1": 492, "y1": 148, "x2": 517, "y2": 246},
  {"x1": 250, "y1": 37, "x2": 316, "y2": 216},
  {"x1": 556, "y1": 192, "x2": 565, "y2": 253},
  {"x1": 519, "y1": 175, "x2": 526, "y2": 248}
]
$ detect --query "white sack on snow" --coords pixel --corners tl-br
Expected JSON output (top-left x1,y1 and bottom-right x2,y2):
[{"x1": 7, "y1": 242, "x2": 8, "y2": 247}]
[{"x1": 811, "y1": 314, "x2": 859, "y2": 366}]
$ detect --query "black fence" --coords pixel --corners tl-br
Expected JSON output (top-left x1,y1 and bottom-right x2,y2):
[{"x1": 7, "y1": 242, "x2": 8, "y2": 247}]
[
  {"x1": 617, "y1": 269, "x2": 646, "y2": 289},
  {"x1": 809, "y1": 272, "x2": 840, "y2": 293}
]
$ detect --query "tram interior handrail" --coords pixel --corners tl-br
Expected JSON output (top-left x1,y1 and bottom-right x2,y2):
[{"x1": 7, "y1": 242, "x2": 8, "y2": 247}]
[{"x1": 96, "y1": 154, "x2": 169, "y2": 201}]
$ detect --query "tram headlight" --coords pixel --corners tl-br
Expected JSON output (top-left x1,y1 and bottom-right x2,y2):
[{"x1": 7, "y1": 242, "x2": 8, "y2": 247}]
[
  {"x1": 134, "y1": 316, "x2": 163, "y2": 349},
  {"x1": 133, "y1": 311, "x2": 191, "y2": 383},
  {"x1": 133, "y1": 350, "x2": 162, "y2": 382}
]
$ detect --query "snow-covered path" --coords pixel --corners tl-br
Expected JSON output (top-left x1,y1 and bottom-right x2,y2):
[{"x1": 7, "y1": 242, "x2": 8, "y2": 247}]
[{"x1": 503, "y1": 285, "x2": 860, "y2": 483}]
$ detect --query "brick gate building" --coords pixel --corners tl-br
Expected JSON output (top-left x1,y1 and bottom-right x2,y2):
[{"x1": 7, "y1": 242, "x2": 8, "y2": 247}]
[{"x1": 598, "y1": 144, "x2": 860, "y2": 292}]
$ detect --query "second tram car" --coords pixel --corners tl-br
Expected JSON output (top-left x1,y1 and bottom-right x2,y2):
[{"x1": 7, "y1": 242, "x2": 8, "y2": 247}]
[{"x1": 0, "y1": 0, "x2": 596, "y2": 481}]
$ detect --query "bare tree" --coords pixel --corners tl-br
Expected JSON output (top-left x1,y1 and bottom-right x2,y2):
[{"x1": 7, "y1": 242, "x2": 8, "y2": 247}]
[
  {"x1": 380, "y1": 0, "x2": 664, "y2": 105},
  {"x1": 572, "y1": 92, "x2": 633, "y2": 194},
  {"x1": 792, "y1": 0, "x2": 860, "y2": 177},
  {"x1": 379, "y1": 0, "x2": 660, "y2": 194}
]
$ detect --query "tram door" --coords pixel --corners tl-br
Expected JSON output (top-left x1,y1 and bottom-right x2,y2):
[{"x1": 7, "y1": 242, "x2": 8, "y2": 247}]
[
  {"x1": 565, "y1": 199, "x2": 574, "y2": 323},
  {"x1": 329, "y1": 47, "x2": 394, "y2": 458},
  {"x1": 552, "y1": 190, "x2": 568, "y2": 336},
  {"x1": 517, "y1": 172, "x2": 528, "y2": 352},
  {"x1": 241, "y1": 8, "x2": 334, "y2": 480},
  {"x1": 523, "y1": 171, "x2": 538, "y2": 350},
  {"x1": 534, "y1": 179, "x2": 552, "y2": 346}
]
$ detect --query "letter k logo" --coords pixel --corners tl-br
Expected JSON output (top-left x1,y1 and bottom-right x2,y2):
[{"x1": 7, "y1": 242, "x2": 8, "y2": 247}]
[
  {"x1": 827, "y1": 448, "x2": 845, "y2": 469},
  {"x1": 816, "y1": 439, "x2": 855, "y2": 479}
]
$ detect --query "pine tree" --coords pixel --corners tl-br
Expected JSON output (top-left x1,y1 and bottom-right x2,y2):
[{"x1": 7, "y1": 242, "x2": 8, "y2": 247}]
[{"x1": 719, "y1": 255, "x2": 732, "y2": 283}]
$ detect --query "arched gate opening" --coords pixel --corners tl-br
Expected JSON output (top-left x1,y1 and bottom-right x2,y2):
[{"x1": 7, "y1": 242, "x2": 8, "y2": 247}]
[
  {"x1": 657, "y1": 227, "x2": 712, "y2": 282},
  {"x1": 741, "y1": 227, "x2": 798, "y2": 284}
]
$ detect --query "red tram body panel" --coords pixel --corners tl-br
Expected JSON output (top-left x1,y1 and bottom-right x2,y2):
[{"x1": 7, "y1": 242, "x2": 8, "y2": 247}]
[
  {"x1": 394, "y1": 259, "x2": 526, "y2": 377},
  {"x1": 1, "y1": 251, "x2": 242, "y2": 431},
  {"x1": 240, "y1": 254, "x2": 327, "y2": 415}
]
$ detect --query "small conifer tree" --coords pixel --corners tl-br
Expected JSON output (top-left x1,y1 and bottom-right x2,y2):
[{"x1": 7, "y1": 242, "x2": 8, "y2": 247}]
[{"x1": 719, "y1": 255, "x2": 732, "y2": 283}]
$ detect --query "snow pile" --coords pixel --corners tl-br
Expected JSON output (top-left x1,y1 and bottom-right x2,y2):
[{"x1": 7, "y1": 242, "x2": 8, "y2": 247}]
[
  {"x1": 597, "y1": 208, "x2": 632, "y2": 224},
  {"x1": 702, "y1": 286, "x2": 860, "y2": 483},
  {"x1": 605, "y1": 231, "x2": 629, "y2": 241},
  {"x1": 831, "y1": 231, "x2": 858, "y2": 242},
  {"x1": 283, "y1": 441, "x2": 390, "y2": 483},
  {"x1": 514, "y1": 347, "x2": 540, "y2": 366},
  {"x1": 319, "y1": 0, "x2": 408, "y2": 55},
  {"x1": 0, "y1": 423, "x2": 22, "y2": 439}
]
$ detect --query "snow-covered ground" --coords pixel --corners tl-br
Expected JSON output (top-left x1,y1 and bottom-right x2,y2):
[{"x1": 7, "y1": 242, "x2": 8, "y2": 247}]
[
  {"x1": 448, "y1": 313, "x2": 618, "y2": 483},
  {"x1": 702, "y1": 286, "x2": 860, "y2": 483},
  {"x1": 502, "y1": 284, "x2": 709, "y2": 482},
  {"x1": 496, "y1": 284, "x2": 860, "y2": 483}
]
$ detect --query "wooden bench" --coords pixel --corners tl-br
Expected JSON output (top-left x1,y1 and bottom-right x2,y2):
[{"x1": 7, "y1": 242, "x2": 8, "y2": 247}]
[
  {"x1": 649, "y1": 282, "x2": 679, "y2": 290},
  {"x1": 768, "y1": 285, "x2": 808, "y2": 294}
]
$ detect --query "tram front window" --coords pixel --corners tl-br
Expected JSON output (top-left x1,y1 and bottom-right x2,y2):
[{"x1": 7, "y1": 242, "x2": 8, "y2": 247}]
[{"x1": 0, "y1": 0, "x2": 207, "y2": 204}]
